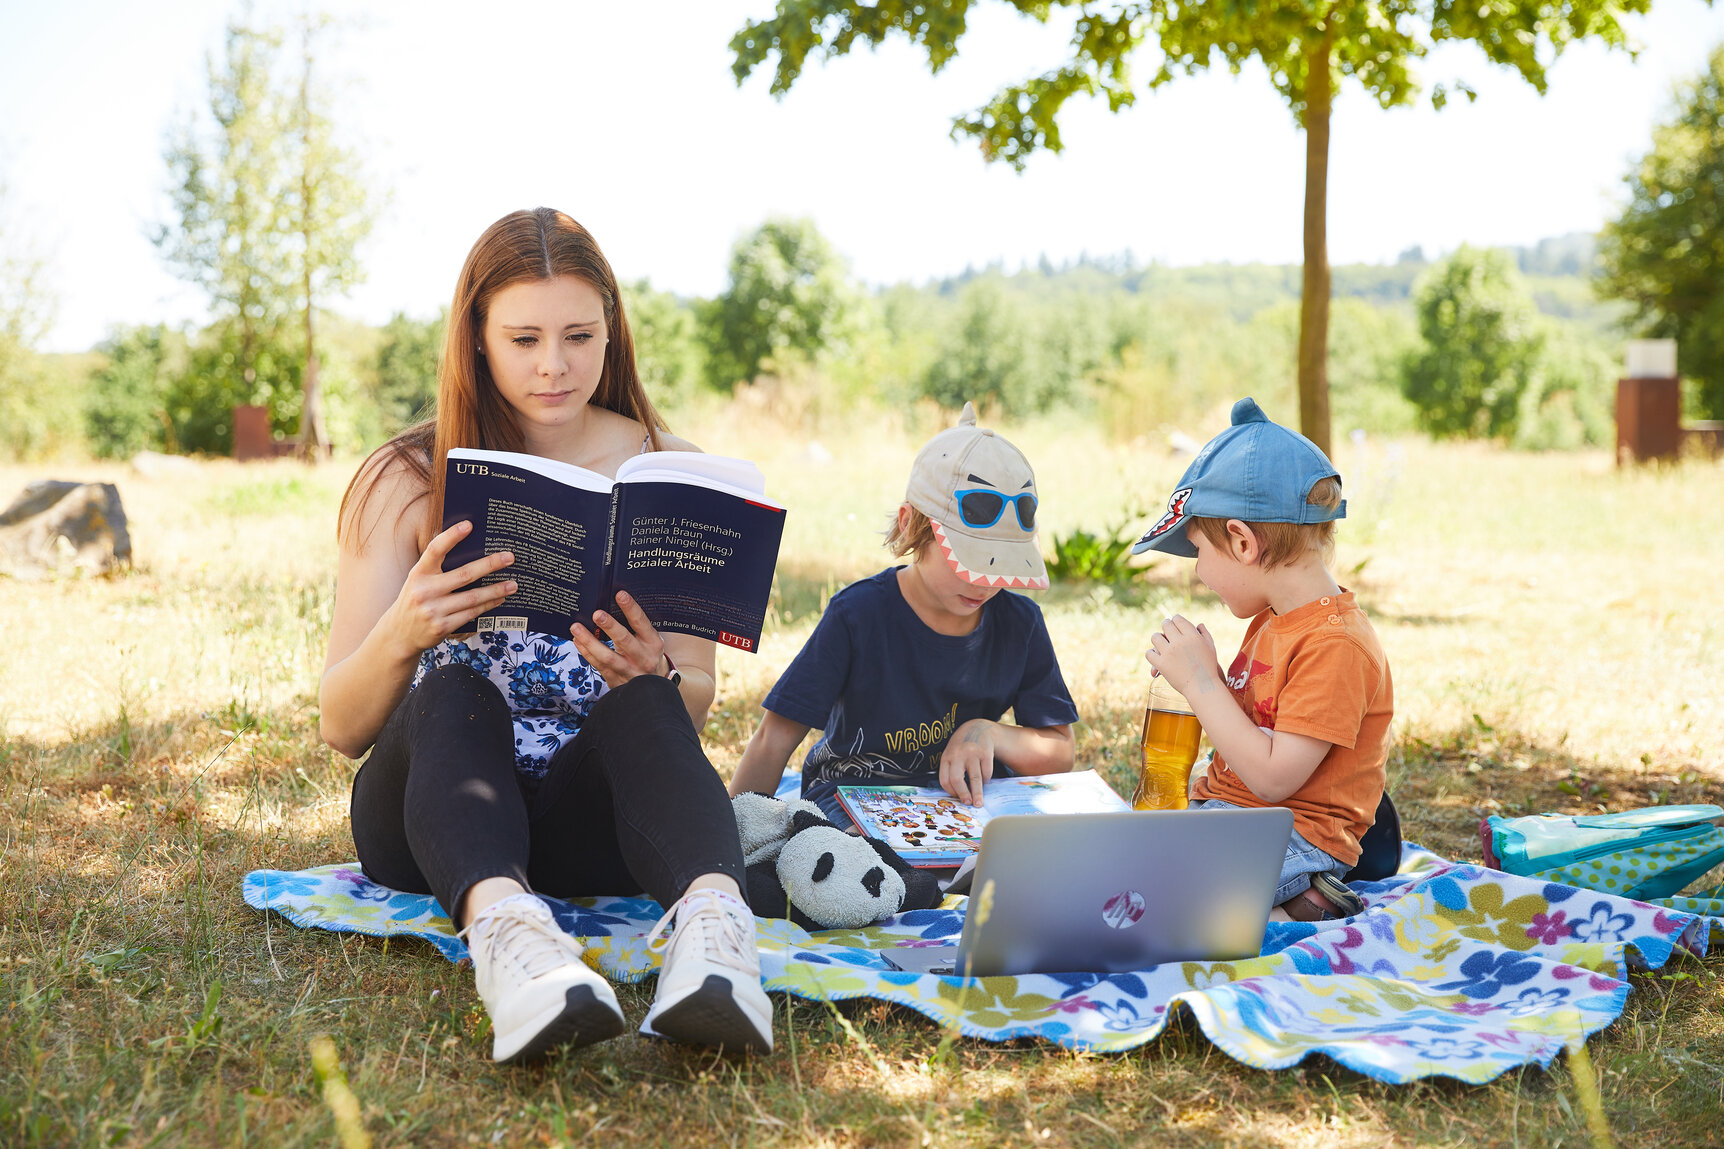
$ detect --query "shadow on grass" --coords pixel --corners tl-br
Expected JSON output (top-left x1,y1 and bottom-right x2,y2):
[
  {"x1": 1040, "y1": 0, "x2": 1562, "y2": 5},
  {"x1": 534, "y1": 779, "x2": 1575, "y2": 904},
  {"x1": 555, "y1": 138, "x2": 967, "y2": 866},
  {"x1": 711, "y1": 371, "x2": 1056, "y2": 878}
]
[
  {"x1": 1390, "y1": 719, "x2": 1721, "y2": 865},
  {"x1": 3, "y1": 699, "x2": 353, "y2": 943},
  {"x1": 6, "y1": 697, "x2": 1722, "y2": 1147},
  {"x1": 1067, "y1": 696, "x2": 1722, "y2": 879}
]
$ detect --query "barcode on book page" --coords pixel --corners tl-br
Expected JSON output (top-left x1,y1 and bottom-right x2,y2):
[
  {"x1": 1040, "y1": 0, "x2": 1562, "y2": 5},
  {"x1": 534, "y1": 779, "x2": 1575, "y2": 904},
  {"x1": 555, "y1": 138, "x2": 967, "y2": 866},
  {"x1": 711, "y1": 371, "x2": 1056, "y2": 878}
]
[{"x1": 476, "y1": 615, "x2": 529, "y2": 632}]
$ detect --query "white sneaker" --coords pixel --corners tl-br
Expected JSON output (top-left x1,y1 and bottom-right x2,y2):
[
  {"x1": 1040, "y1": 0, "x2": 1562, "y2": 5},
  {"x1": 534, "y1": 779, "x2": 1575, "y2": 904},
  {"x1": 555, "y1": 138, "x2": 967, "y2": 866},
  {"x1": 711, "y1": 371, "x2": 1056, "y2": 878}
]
[
  {"x1": 640, "y1": 888, "x2": 773, "y2": 1053},
  {"x1": 462, "y1": 893, "x2": 625, "y2": 1063}
]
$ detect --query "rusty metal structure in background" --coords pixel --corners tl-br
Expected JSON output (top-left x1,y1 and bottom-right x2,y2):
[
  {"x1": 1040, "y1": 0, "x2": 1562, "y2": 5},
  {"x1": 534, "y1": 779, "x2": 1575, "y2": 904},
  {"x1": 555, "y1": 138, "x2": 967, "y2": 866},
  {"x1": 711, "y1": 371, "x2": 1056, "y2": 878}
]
[
  {"x1": 233, "y1": 404, "x2": 319, "y2": 461},
  {"x1": 1616, "y1": 340, "x2": 1724, "y2": 464}
]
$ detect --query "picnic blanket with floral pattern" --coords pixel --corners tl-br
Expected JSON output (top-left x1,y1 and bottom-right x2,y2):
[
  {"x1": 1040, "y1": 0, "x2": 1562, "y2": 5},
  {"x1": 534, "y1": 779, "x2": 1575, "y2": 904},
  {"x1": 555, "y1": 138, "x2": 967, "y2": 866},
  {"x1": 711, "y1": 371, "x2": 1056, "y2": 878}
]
[{"x1": 243, "y1": 846, "x2": 1720, "y2": 1084}]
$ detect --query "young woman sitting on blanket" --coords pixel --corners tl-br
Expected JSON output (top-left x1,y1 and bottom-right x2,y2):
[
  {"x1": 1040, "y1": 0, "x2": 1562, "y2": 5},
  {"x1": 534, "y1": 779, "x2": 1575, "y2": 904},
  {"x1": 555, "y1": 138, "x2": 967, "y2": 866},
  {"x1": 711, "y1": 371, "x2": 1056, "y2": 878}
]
[{"x1": 319, "y1": 207, "x2": 770, "y2": 1063}]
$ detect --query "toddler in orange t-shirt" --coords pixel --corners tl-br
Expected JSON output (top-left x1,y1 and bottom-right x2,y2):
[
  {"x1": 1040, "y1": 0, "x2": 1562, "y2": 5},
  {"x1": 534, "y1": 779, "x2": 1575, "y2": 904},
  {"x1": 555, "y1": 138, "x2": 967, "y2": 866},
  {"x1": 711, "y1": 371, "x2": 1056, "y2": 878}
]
[{"x1": 1133, "y1": 398, "x2": 1394, "y2": 923}]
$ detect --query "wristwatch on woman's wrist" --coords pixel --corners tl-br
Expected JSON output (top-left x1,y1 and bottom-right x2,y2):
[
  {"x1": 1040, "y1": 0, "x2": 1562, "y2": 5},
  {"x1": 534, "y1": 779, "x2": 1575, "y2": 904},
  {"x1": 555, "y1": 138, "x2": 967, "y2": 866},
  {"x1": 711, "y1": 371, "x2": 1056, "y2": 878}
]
[{"x1": 658, "y1": 652, "x2": 682, "y2": 688}]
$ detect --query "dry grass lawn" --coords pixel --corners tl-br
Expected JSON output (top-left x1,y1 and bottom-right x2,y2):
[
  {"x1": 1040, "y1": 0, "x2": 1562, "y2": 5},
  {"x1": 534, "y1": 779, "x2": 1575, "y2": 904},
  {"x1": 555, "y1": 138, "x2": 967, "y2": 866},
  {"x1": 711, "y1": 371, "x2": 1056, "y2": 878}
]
[{"x1": 3, "y1": 410, "x2": 1722, "y2": 1147}]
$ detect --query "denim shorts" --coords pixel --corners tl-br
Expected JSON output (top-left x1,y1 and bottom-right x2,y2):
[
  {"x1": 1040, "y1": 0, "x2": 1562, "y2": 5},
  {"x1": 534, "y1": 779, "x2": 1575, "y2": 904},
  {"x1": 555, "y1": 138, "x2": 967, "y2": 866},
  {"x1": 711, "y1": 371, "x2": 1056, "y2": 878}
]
[{"x1": 1191, "y1": 798, "x2": 1351, "y2": 905}]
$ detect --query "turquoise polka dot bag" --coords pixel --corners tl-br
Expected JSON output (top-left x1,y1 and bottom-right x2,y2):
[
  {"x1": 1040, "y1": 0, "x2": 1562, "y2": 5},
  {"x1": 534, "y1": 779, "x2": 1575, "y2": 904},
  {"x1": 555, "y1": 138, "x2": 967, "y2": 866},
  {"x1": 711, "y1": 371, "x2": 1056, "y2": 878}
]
[{"x1": 1482, "y1": 805, "x2": 1724, "y2": 915}]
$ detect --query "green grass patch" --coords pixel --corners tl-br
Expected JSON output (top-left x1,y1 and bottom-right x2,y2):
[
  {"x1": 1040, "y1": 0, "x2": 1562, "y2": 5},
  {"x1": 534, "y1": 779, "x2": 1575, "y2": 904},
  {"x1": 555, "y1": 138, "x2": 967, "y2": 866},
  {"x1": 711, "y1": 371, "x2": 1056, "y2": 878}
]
[{"x1": 200, "y1": 474, "x2": 334, "y2": 519}]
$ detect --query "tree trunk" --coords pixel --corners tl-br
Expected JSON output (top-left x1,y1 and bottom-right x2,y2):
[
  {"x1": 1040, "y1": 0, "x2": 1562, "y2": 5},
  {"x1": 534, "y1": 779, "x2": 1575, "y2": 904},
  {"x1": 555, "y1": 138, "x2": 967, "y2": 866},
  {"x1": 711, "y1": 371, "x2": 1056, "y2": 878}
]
[
  {"x1": 296, "y1": 41, "x2": 329, "y2": 465},
  {"x1": 1297, "y1": 27, "x2": 1334, "y2": 458},
  {"x1": 241, "y1": 318, "x2": 256, "y2": 393},
  {"x1": 299, "y1": 289, "x2": 327, "y2": 463},
  {"x1": 239, "y1": 314, "x2": 259, "y2": 458}
]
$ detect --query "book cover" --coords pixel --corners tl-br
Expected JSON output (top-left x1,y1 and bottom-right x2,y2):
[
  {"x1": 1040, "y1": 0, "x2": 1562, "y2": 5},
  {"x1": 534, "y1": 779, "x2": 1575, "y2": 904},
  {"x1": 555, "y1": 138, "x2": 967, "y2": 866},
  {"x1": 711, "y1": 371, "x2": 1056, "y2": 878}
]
[
  {"x1": 440, "y1": 448, "x2": 785, "y2": 648},
  {"x1": 833, "y1": 770, "x2": 1131, "y2": 868}
]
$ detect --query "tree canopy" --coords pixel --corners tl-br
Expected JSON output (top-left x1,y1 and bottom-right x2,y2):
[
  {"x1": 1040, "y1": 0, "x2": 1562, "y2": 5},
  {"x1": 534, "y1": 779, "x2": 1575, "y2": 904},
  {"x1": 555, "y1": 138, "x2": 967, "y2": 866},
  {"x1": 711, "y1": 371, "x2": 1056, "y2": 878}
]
[
  {"x1": 154, "y1": 11, "x2": 375, "y2": 458},
  {"x1": 1598, "y1": 43, "x2": 1724, "y2": 419},
  {"x1": 732, "y1": 0, "x2": 1654, "y2": 454},
  {"x1": 155, "y1": 16, "x2": 293, "y2": 395},
  {"x1": 281, "y1": 14, "x2": 377, "y2": 459}
]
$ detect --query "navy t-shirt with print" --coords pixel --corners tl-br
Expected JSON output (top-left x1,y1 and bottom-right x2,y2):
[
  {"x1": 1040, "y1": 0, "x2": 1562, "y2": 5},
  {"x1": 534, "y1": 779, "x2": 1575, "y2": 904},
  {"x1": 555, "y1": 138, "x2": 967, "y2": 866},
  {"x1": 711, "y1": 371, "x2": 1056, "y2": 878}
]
[{"x1": 762, "y1": 567, "x2": 1079, "y2": 818}]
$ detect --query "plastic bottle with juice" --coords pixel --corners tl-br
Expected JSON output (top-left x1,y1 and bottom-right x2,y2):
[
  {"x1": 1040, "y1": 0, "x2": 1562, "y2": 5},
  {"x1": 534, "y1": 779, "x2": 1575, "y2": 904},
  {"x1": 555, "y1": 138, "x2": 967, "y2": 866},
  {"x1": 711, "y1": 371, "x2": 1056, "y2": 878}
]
[{"x1": 1132, "y1": 676, "x2": 1204, "y2": 811}]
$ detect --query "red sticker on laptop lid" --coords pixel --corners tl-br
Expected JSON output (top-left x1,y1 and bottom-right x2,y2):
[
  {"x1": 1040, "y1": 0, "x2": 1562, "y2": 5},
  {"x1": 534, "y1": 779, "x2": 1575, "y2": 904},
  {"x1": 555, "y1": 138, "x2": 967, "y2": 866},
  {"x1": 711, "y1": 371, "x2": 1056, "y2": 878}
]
[{"x1": 1102, "y1": 890, "x2": 1146, "y2": 929}]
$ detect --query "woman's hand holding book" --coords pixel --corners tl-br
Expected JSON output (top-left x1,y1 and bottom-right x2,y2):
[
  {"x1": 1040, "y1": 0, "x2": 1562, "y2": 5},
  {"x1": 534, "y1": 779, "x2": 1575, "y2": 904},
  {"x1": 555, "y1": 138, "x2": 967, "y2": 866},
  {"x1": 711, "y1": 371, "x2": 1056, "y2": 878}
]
[
  {"x1": 384, "y1": 520, "x2": 518, "y2": 658},
  {"x1": 569, "y1": 590, "x2": 670, "y2": 689}
]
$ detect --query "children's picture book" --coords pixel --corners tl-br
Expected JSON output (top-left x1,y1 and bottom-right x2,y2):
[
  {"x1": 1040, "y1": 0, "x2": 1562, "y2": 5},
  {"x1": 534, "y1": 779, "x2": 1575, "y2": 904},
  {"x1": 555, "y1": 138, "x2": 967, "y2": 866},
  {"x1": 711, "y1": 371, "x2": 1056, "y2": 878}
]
[
  {"x1": 441, "y1": 447, "x2": 786, "y2": 650},
  {"x1": 834, "y1": 770, "x2": 1131, "y2": 867}
]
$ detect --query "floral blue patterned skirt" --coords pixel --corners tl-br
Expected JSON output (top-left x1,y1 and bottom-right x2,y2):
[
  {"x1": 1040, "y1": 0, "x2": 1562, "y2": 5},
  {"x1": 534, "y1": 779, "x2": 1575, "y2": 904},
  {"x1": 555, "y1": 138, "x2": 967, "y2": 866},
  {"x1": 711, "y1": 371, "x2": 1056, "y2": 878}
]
[{"x1": 413, "y1": 629, "x2": 608, "y2": 780}]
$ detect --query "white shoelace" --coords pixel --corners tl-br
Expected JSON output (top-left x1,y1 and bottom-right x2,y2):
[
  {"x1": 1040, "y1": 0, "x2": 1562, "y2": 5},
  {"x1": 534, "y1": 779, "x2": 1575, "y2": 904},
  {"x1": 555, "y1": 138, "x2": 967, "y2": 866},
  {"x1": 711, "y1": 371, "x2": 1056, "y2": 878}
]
[
  {"x1": 462, "y1": 895, "x2": 582, "y2": 979},
  {"x1": 646, "y1": 890, "x2": 753, "y2": 971}
]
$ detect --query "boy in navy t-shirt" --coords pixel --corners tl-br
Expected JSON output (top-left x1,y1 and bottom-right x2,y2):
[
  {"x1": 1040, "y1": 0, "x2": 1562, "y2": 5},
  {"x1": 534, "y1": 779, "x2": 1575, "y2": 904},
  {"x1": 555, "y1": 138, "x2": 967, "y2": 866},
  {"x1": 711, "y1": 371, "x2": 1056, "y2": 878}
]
[{"x1": 729, "y1": 403, "x2": 1079, "y2": 819}]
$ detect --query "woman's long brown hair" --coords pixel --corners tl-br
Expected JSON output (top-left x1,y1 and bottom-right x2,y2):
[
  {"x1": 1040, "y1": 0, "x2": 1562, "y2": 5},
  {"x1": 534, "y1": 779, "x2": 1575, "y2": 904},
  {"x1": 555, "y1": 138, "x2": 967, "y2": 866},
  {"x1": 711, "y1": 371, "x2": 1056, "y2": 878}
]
[{"x1": 338, "y1": 207, "x2": 666, "y2": 548}]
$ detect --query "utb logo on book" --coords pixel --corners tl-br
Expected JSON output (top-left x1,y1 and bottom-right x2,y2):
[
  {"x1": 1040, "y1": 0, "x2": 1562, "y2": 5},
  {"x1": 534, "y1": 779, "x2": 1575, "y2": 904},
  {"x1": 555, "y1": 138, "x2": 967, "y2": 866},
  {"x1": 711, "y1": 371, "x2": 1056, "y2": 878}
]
[
  {"x1": 719, "y1": 631, "x2": 753, "y2": 651},
  {"x1": 453, "y1": 463, "x2": 488, "y2": 476}
]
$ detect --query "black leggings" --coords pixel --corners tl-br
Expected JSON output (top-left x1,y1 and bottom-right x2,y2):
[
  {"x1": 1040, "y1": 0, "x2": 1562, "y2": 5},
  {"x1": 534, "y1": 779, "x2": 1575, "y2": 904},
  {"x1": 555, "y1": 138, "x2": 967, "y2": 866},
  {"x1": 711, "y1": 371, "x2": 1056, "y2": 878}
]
[{"x1": 349, "y1": 666, "x2": 746, "y2": 919}]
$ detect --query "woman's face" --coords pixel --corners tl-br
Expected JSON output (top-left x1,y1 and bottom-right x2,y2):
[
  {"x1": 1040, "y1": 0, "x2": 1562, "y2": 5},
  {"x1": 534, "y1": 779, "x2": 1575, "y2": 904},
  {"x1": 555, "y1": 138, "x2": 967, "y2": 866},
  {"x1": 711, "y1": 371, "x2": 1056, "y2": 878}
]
[{"x1": 480, "y1": 275, "x2": 609, "y2": 431}]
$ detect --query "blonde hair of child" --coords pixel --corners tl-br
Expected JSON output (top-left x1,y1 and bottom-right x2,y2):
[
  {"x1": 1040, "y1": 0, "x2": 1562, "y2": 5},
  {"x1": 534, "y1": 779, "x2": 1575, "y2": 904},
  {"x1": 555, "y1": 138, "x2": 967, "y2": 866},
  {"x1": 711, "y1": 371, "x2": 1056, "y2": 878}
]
[
  {"x1": 884, "y1": 505, "x2": 937, "y2": 560},
  {"x1": 1190, "y1": 476, "x2": 1343, "y2": 570}
]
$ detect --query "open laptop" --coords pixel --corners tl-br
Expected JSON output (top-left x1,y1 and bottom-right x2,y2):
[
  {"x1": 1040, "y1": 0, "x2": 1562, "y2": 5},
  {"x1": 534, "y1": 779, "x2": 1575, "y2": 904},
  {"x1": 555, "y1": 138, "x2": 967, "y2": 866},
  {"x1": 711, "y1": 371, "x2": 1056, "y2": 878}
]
[{"x1": 880, "y1": 807, "x2": 1294, "y2": 976}]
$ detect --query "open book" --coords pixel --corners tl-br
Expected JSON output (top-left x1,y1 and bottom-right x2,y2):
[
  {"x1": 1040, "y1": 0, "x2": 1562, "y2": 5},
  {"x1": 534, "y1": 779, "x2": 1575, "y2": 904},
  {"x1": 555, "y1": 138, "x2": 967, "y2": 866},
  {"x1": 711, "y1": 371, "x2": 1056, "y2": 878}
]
[
  {"x1": 834, "y1": 770, "x2": 1130, "y2": 868},
  {"x1": 441, "y1": 447, "x2": 786, "y2": 650}
]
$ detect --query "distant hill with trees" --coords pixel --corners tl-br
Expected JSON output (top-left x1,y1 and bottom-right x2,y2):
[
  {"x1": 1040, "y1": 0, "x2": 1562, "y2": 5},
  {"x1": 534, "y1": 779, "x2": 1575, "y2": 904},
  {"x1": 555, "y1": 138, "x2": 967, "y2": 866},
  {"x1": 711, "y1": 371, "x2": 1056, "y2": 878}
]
[
  {"x1": 5, "y1": 224, "x2": 1626, "y2": 463},
  {"x1": 926, "y1": 231, "x2": 1605, "y2": 319}
]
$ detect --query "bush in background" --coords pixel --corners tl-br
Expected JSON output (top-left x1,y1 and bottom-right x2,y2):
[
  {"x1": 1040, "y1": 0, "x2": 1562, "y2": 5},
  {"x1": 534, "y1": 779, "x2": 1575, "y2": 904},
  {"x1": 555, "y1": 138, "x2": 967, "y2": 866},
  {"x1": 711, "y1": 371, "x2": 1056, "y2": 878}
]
[
  {"x1": 1512, "y1": 335, "x2": 1616, "y2": 451},
  {"x1": 0, "y1": 336, "x2": 87, "y2": 461},
  {"x1": 1092, "y1": 298, "x2": 1298, "y2": 442},
  {"x1": 6, "y1": 217, "x2": 1639, "y2": 461},
  {"x1": 371, "y1": 310, "x2": 444, "y2": 432},
  {"x1": 624, "y1": 282, "x2": 703, "y2": 411},
  {"x1": 920, "y1": 278, "x2": 1038, "y2": 412},
  {"x1": 0, "y1": 185, "x2": 80, "y2": 462},
  {"x1": 161, "y1": 322, "x2": 302, "y2": 456},
  {"x1": 701, "y1": 217, "x2": 858, "y2": 390},
  {"x1": 1327, "y1": 299, "x2": 1420, "y2": 437},
  {"x1": 86, "y1": 325, "x2": 186, "y2": 457},
  {"x1": 1044, "y1": 522, "x2": 1142, "y2": 585},
  {"x1": 316, "y1": 316, "x2": 387, "y2": 454},
  {"x1": 1400, "y1": 246, "x2": 1616, "y2": 449},
  {"x1": 86, "y1": 316, "x2": 386, "y2": 460},
  {"x1": 1402, "y1": 247, "x2": 1544, "y2": 440}
]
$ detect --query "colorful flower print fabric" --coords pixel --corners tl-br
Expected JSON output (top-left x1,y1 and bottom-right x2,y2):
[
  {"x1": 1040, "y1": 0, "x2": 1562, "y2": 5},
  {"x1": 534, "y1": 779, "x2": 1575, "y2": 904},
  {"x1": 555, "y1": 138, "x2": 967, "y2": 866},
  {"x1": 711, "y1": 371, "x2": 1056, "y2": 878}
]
[
  {"x1": 244, "y1": 847, "x2": 1719, "y2": 1084},
  {"x1": 414, "y1": 630, "x2": 608, "y2": 779}
]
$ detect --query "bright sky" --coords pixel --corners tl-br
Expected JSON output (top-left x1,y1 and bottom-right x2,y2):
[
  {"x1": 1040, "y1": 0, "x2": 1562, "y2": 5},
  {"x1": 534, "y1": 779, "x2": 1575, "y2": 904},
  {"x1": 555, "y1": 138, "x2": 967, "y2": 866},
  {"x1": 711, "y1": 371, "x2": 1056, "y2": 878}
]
[{"x1": 5, "y1": 0, "x2": 1724, "y2": 352}]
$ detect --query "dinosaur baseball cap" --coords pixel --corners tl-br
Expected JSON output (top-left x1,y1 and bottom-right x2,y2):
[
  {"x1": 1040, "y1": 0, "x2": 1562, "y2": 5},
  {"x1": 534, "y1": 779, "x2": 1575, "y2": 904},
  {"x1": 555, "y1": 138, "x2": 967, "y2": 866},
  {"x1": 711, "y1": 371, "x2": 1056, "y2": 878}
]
[
  {"x1": 906, "y1": 402, "x2": 1049, "y2": 589},
  {"x1": 1131, "y1": 397, "x2": 1345, "y2": 558}
]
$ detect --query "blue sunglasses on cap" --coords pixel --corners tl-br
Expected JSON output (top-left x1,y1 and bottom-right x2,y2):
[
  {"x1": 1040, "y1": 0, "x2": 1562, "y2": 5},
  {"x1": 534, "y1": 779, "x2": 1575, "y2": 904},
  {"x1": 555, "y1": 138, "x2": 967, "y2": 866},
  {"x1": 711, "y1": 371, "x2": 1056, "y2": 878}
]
[{"x1": 955, "y1": 488, "x2": 1037, "y2": 531}]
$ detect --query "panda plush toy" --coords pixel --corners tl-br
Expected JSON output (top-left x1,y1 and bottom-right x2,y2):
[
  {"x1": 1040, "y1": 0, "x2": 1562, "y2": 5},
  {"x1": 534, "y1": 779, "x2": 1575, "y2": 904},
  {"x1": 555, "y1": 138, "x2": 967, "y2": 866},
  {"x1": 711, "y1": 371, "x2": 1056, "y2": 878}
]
[{"x1": 732, "y1": 793, "x2": 942, "y2": 930}]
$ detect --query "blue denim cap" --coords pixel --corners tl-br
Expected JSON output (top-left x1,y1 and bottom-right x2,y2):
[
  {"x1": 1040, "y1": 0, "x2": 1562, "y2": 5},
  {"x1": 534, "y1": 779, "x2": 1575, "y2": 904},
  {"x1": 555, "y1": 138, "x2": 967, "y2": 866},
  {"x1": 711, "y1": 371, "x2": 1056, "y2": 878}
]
[{"x1": 1130, "y1": 397, "x2": 1345, "y2": 558}]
